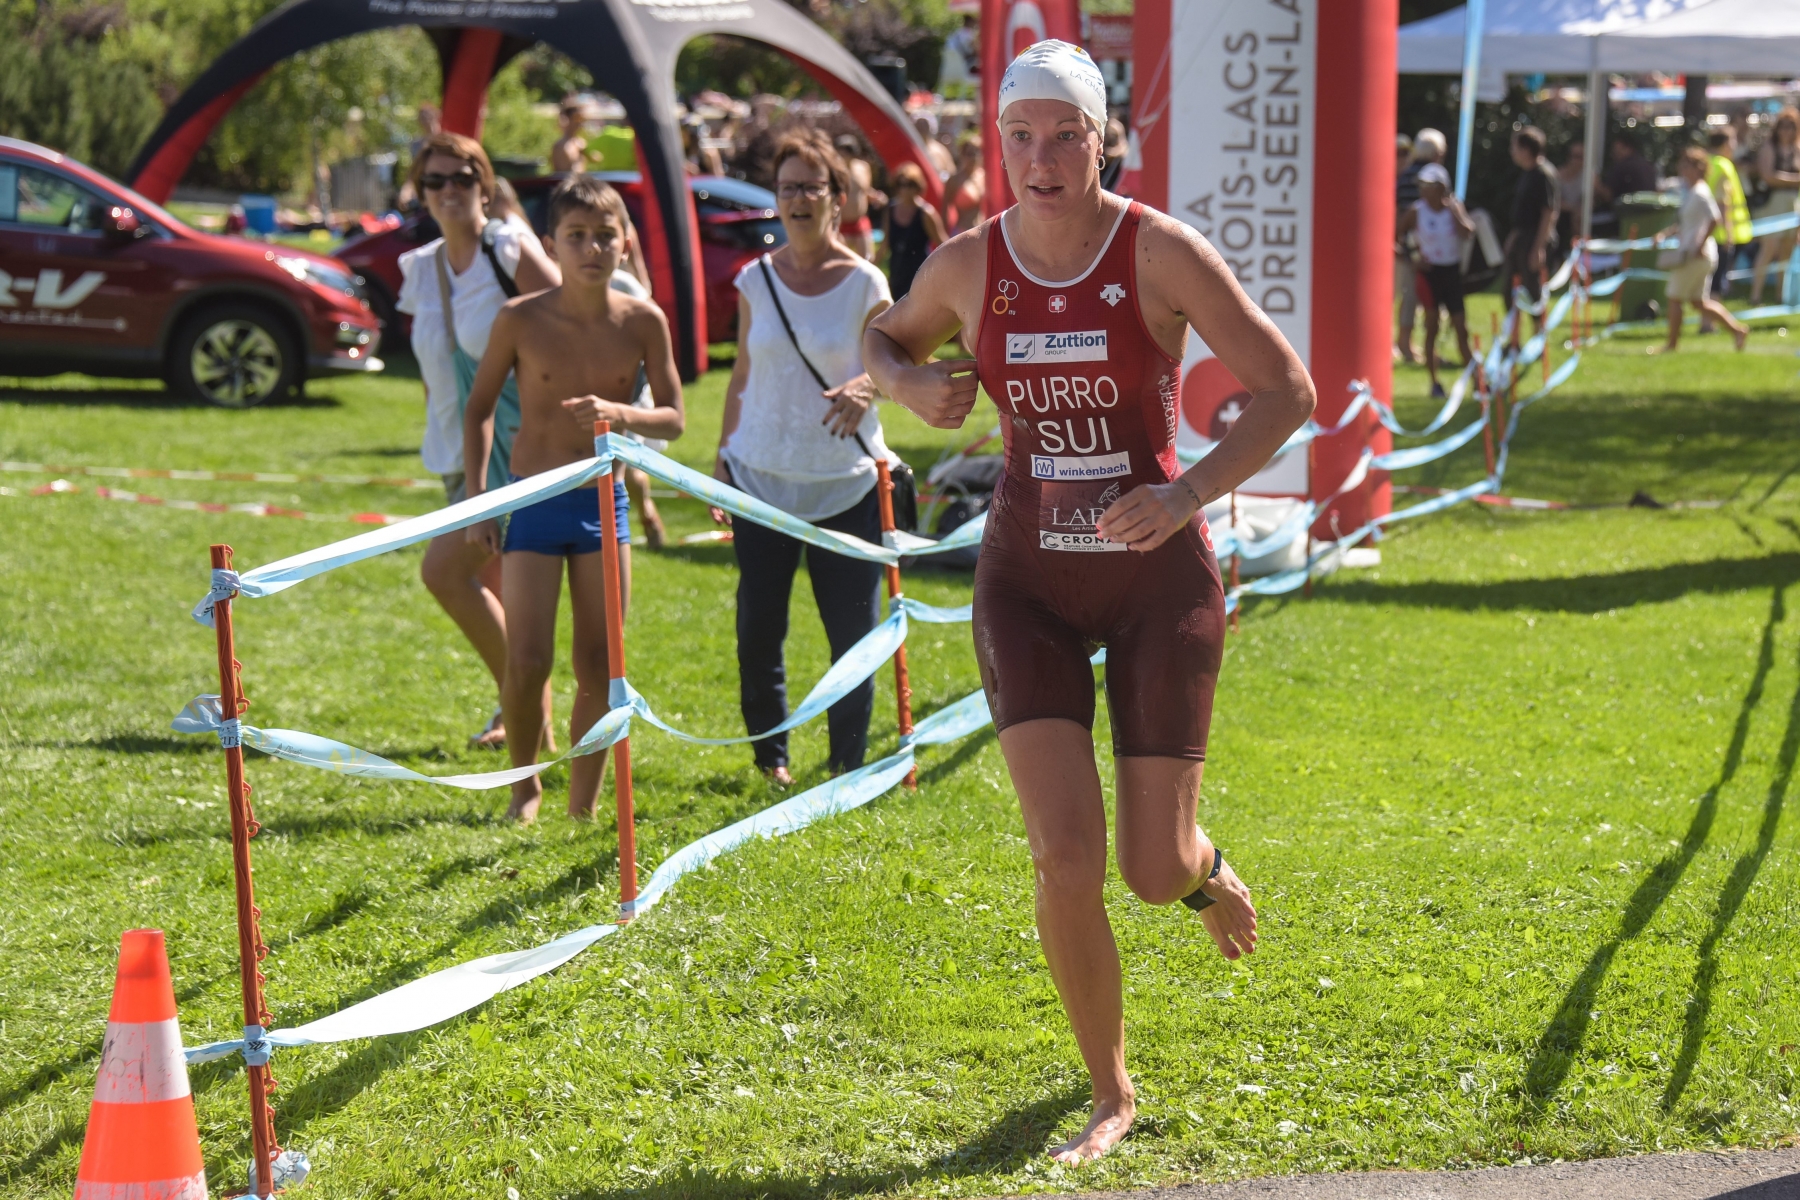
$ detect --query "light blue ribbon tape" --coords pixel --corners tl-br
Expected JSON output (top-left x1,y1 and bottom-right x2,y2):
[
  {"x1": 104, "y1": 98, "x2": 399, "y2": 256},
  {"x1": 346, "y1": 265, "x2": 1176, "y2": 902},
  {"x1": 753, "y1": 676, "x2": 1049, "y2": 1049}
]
[
  {"x1": 901, "y1": 688, "x2": 992, "y2": 747},
  {"x1": 173, "y1": 603, "x2": 921, "y2": 777},
  {"x1": 899, "y1": 596, "x2": 973, "y2": 624},
  {"x1": 1370, "y1": 416, "x2": 1488, "y2": 472},
  {"x1": 189, "y1": 454, "x2": 614, "y2": 621},
  {"x1": 623, "y1": 747, "x2": 919, "y2": 918}
]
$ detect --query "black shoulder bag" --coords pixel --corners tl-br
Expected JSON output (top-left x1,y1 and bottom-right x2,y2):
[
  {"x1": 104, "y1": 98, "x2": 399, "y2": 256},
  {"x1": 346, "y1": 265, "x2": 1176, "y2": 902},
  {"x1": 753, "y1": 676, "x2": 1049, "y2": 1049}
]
[
  {"x1": 480, "y1": 219, "x2": 520, "y2": 298},
  {"x1": 757, "y1": 256, "x2": 916, "y2": 532}
]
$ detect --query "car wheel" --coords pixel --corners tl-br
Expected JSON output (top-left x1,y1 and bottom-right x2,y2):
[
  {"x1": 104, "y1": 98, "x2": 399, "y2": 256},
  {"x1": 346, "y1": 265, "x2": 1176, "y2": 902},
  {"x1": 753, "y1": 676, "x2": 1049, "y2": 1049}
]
[{"x1": 168, "y1": 304, "x2": 299, "y2": 408}]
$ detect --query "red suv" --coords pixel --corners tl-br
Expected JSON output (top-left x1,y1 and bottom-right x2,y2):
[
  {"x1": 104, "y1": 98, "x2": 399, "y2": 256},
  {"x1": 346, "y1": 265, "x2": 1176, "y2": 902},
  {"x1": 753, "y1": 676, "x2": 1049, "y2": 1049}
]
[
  {"x1": 0, "y1": 136, "x2": 382, "y2": 407},
  {"x1": 337, "y1": 173, "x2": 785, "y2": 349}
]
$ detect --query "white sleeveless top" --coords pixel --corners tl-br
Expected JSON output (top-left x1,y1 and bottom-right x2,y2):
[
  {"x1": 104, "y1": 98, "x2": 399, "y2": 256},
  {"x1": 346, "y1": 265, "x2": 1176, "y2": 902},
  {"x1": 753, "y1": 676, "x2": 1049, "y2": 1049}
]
[
  {"x1": 723, "y1": 254, "x2": 895, "y2": 522},
  {"x1": 1413, "y1": 200, "x2": 1463, "y2": 267}
]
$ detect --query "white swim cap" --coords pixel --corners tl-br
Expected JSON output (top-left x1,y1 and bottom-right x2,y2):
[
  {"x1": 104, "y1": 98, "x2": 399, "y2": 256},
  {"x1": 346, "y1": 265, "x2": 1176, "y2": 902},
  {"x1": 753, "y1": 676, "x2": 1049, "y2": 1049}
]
[{"x1": 996, "y1": 40, "x2": 1107, "y2": 131}]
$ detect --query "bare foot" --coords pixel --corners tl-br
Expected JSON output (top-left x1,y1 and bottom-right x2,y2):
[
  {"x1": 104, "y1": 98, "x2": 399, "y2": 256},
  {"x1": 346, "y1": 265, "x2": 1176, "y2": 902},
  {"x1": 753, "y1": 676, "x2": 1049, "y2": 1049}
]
[
  {"x1": 1646, "y1": 344, "x2": 1674, "y2": 356},
  {"x1": 471, "y1": 708, "x2": 506, "y2": 749},
  {"x1": 1049, "y1": 1094, "x2": 1135, "y2": 1163},
  {"x1": 643, "y1": 513, "x2": 667, "y2": 551},
  {"x1": 568, "y1": 792, "x2": 596, "y2": 821},
  {"x1": 763, "y1": 765, "x2": 795, "y2": 787},
  {"x1": 1197, "y1": 858, "x2": 1258, "y2": 960},
  {"x1": 1734, "y1": 328, "x2": 1749, "y2": 352},
  {"x1": 506, "y1": 781, "x2": 542, "y2": 824}
]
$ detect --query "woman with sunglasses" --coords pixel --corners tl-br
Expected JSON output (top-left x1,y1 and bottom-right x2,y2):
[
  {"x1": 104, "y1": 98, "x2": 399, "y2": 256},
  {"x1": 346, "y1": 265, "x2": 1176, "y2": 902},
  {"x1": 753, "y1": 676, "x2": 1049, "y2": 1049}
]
[
  {"x1": 396, "y1": 132, "x2": 560, "y2": 748},
  {"x1": 711, "y1": 130, "x2": 898, "y2": 785},
  {"x1": 878, "y1": 161, "x2": 948, "y2": 300}
]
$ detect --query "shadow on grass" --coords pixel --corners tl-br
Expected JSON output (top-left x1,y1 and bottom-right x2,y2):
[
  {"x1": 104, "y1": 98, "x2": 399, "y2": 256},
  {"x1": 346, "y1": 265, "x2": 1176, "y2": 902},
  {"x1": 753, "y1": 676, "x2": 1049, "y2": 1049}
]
[
  {"x1": 1520, "y1": 584, "x2": 1789, "y2": 1119},
  {"x1": 1327, "y1": 552, "x2": 1800, "y2": 616},
  {"x1": 1662, "y1": 647, "x2": 1798, "y2": 1112},
  {"x1": 563, "y1": 1085, "x2": 1089, "y2": 1199}
]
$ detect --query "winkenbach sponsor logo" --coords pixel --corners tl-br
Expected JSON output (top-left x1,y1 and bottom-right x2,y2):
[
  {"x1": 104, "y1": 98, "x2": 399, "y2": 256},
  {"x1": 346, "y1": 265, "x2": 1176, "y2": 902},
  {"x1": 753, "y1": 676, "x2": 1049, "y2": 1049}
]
[{"x1": 1030, "y1": 451, "x2": 1132, "y2": 480}]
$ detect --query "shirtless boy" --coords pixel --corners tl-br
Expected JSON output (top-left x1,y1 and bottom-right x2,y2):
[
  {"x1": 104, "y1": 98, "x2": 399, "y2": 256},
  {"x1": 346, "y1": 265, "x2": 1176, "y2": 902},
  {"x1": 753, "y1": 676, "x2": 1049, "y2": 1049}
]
[{"x1": 463, "y1": 175, "x2": 685, "y2": 823}]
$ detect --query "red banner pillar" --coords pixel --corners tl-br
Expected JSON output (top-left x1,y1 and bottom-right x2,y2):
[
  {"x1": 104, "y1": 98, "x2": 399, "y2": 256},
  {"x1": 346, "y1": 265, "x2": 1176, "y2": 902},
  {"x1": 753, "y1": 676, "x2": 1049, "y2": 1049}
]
[
  {"x1": 1308, "y1": 0, "x2": 1395, "y2": 537},
  {"x1": 441, "y1": 27, "x2": 504, "y2": 138}
]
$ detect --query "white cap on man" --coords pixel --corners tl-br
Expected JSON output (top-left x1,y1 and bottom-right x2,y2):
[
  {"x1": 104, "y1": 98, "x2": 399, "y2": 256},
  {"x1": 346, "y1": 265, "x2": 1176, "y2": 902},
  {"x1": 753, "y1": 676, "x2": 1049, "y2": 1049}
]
[{"x1": 996, "y1": 40, "x2": 1108, "y2": 130}]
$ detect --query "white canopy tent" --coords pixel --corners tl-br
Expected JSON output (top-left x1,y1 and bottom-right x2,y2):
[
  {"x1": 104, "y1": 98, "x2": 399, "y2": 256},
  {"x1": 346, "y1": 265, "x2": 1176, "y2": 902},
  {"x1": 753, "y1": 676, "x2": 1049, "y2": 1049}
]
[{"x1": 1398, "y1": 0, "x2": 1800, "y2": 237}]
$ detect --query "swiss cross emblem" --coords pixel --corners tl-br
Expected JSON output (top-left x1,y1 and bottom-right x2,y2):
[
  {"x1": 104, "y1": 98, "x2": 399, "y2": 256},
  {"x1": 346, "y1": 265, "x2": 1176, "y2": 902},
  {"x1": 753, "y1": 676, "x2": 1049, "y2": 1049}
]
[
  {"x1": 1099, "y1": 283, "x2": 1127, "y2": 306},
  {"x1": 1048, "y1": 294, "x2": 1067, "y2": 313}
]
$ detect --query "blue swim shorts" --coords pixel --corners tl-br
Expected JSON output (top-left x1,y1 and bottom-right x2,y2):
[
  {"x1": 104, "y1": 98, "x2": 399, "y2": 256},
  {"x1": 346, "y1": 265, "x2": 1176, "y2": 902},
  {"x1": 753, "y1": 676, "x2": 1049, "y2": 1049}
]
[{"x1": 502, "y1": 476, "x2": 631, "y2": 556}]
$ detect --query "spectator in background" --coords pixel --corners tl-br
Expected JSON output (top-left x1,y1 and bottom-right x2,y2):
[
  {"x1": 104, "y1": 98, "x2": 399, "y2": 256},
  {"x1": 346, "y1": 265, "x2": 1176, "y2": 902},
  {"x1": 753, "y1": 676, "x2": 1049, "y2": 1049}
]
[
  {"x1": 879, "y1": 161, "x2": 948, "y2": 300},
  {"x1": 712, "y1": 131, "x2": 898, "y2": 784},
  {"x1": 1556, "y1": 141, "x2": 1585, "y2": 256},
  {"x1": 943, "y1": 134, "x2": 986, "y2": 233},
  {"x1": 549, "y1": 98, "x2": 588, "y2": 173},
  {"x1": 834, "y1": 135, "x2": 880, "y2": 259},
  {"x1": 1594, "y1": 130, "x2": 1659, "y2": 212},
  {"x1": 1393, "y1": 132, "x2": 1419, "y2": 363},
  {"x1": 946, "y1": 14, "x2": 979, "y2": 81},
  {"x1": 397, "y1": 132, "x2": 562, "y2": 749},
  {"x1": 1100, "y1": 118, "x2": 1128, "y2": 192},
  {"x1": 1750, "y1": 108, "x2": 1800, "y2": 306},
  {"x1": 1655, "y1": 147, "x2": 1748, "y2": 354},
  {"x1": 683, "y1": 114, "x2": 725, "y2": 177},
  {"x1": 1701, "y1": 127, "x2": 1752, "y2": 328},
  {"x1": 1395, "y1": 129, "x2": 1445, "y2": 363},
  {"x1": 397, "y1": 104, "x2": 444, "y2": 210},
  {"x1": 915, "y1": 114, "x2": 956, "y2": 180},
  {"x1": 1503, "y1": 126, "x2": 1558, "y2": 325},
  {"x1": 1398, "y1": 162, "x2": 1474, "y2": 401},
  {"x1": 489, "y1": 177, "x2": 532, "y2": 235}
]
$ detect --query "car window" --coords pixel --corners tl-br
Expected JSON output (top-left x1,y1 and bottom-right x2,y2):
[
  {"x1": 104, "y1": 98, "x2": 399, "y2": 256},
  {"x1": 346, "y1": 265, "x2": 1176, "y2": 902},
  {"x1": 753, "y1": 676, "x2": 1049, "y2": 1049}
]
[{"x1": 10, "y1": 164, "x2": 106, "y2": 231}]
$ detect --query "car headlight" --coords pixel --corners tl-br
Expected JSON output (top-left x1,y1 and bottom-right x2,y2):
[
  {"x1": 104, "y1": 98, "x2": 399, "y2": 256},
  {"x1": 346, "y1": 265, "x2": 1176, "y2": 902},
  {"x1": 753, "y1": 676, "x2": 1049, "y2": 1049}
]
[{"x1": 275, "y1": 254, "x2": 357, "y2": 298}]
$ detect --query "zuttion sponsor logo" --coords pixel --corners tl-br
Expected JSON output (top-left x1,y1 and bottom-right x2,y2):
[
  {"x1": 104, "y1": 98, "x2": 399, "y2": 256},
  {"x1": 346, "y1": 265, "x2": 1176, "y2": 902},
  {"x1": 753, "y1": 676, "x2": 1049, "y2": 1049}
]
[{"x1": 1005, "y1": 330, "x2": 1108, "y2": 364}]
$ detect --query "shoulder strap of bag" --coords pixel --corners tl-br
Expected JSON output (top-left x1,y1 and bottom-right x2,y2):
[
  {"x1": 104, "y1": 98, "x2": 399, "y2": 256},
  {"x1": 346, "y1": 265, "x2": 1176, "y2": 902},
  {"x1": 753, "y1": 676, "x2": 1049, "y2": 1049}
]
[
  {"x1": 481, "y1": 219, "x2": 519, "y2": 299},
  {"x1": 433, "y1": 242, "x2": 459, "y2": 349},
  {"x1": 757, "y1": 254, "x2": 876, "y2": 461}
]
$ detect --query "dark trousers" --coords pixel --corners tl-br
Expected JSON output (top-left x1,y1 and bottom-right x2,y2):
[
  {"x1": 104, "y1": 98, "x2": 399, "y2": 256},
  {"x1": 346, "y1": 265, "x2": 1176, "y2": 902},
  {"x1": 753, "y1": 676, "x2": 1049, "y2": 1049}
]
[{"x1": 733, "y1": 485, "x2": 884, "y2": 772}]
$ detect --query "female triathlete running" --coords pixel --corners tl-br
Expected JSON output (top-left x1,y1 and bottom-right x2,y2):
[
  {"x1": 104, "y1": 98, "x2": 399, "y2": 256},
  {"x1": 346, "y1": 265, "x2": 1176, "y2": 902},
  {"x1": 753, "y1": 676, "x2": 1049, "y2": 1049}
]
[{"x1": 864, "y1": 41, "x2": 1317, "y2": 1163}]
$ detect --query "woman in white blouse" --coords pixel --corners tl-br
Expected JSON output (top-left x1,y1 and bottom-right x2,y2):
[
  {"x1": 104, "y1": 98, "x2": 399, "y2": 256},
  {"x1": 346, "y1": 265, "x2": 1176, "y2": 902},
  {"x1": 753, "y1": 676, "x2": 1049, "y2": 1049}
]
[
  {"x1": 395, "y1": 133, "x2": 559, "y2": 747},
  {"x1": 713, "y1": 130, "x2": 896, "y2": 784}
]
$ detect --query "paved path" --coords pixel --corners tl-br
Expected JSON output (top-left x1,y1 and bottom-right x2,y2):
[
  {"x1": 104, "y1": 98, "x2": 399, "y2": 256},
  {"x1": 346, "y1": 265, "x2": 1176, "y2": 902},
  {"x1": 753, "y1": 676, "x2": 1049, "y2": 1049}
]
[{"x1": 997, "y1": 1147, "x2": 1800, "y2": 1200}]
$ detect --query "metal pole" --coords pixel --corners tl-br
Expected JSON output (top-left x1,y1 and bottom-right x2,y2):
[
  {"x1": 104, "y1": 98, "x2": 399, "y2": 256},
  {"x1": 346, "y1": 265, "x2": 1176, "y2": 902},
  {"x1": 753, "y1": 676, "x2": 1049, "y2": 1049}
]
[
  {"x1": 593, "y1": 422, "x2": 638, "y2": 916},
  {"x1": 208, "y1": 545, "x2": 277, "y2": 1199},
  {"x1": 874, "y1": 460, "x2": 916, "y2": 788},
  {"x1": 1581, "y1": 49, "x2": 1605, "y2": 244},
  {"x1": 1454, "y1": 0, "x2": 1487, "y2": 201}
]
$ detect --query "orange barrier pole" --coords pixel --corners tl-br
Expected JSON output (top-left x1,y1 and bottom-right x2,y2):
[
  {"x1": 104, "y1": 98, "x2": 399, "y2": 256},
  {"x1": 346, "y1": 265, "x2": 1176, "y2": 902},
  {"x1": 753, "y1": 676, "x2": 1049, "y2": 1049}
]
[
  {"x1": 1228, "y1": 490, "x2": 1240, "y2": 632},
  {"x1": 874, "y1": 460, "x2": 917, "y2": 787},
  {"x1": 594, "y1": 422, "x2": 637, "y2": 916},
  {"x1": 207, "y1": 545, "x2": 278, "y2": 1198},
  {"x1": 1614, "y1": 223, "x2": 1636, "y2": 328},
  {"x1": 1540, "y1": 266, "x2": 1552, "y2": 386}
]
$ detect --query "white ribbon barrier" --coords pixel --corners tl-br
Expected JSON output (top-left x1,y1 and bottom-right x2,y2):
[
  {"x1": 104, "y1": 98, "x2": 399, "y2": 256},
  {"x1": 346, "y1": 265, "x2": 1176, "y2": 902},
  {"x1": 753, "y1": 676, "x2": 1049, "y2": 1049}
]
[
  {"x1": 175, "y1": 600, "x2": 928, "y2": 781},
  {"x1": 192, "y1": 435, "x2": 990, "y2": 624},
  {"x1": 185, "y1": 669, "x2": 1007, "y2": 1066},
  {"x1": 1587, "y1": 209, "x2": 1800, "y2": 255}
]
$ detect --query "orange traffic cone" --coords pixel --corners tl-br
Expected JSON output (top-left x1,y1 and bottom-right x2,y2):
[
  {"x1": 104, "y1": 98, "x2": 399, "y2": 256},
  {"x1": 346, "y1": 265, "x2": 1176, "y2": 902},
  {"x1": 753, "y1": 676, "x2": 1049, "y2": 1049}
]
[{"x1": 74, "y1": 929, "x2": 207, "y2": 1200}]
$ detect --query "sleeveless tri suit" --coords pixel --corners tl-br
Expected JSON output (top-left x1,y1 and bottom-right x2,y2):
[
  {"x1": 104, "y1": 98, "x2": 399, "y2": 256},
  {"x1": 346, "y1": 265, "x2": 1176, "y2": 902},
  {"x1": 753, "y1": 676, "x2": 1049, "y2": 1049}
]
[{"x1": 972, "y1": 201, "x2": 1226, "y2": 760}]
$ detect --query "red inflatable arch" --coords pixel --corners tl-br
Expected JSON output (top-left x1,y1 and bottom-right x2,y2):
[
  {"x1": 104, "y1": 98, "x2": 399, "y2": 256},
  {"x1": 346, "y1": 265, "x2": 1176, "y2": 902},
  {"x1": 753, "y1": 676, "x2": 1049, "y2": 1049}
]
[{"x1": 127, "y1": 0, "x2": 938, "y2": 381}]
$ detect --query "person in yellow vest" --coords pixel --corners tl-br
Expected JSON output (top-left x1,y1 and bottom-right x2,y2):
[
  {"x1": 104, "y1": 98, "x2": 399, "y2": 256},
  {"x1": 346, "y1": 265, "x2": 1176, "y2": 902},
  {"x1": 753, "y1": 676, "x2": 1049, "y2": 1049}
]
[{"x1": 1702, "y1": 128, "x2": 1754, "y2": 332}]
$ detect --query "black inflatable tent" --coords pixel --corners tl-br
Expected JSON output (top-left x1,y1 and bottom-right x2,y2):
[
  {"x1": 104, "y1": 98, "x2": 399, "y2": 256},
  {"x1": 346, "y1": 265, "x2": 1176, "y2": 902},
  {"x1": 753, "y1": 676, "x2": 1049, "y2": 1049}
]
[{"x1": 127, "y1": 0, "x2": 937, "y2": 379}]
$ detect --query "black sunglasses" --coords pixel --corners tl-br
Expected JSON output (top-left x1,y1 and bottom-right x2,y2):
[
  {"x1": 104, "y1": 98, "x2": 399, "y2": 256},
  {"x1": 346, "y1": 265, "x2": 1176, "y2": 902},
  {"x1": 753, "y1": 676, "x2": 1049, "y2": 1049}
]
[{"x1": 421, "y1": 170, "x2": 480, "y2": 191}]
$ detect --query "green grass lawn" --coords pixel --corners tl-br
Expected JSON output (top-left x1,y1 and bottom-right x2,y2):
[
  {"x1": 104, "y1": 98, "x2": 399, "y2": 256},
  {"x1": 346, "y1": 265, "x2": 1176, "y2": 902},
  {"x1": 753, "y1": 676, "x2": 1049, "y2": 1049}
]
[{"x1": 3, "y1": 313, "x2": 1799, "y2": 1198}]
